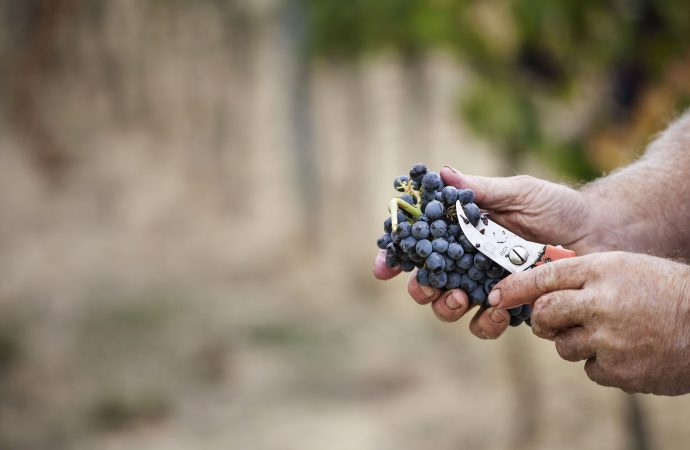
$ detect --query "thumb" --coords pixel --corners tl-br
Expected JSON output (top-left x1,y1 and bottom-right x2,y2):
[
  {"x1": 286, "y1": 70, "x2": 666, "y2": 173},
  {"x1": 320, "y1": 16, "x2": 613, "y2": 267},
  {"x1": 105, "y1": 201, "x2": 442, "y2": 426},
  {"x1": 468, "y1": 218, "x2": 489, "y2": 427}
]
[{"x1": 440, "y1": 166, "x2": 539, "y2": 210}]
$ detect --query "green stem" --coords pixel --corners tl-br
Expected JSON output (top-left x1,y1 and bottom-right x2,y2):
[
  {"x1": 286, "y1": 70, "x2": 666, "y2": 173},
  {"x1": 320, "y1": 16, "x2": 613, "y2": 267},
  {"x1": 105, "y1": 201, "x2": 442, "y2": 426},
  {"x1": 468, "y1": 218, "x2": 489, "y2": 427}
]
[{"x1": 389, "y1": 198, "x2": 422, "y2": 231}]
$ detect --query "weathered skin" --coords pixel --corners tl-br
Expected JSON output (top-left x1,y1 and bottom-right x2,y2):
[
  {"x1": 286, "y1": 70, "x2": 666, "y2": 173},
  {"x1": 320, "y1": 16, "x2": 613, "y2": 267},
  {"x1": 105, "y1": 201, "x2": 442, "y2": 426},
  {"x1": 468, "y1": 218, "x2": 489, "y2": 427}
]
[
  {"x1": 490, "y1": 252, "x2": 690, "y2": 395},
  {"x1": 373, "y1": 110, "x2": 690, "y2": 395}
]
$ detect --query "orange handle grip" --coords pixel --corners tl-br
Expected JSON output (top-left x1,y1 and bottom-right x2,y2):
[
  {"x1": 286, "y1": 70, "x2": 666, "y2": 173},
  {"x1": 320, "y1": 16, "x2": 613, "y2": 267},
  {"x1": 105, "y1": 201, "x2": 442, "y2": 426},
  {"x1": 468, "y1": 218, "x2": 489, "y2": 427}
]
[{"x1": 535, "y1": 245, "x2": 576, "y2": 266}]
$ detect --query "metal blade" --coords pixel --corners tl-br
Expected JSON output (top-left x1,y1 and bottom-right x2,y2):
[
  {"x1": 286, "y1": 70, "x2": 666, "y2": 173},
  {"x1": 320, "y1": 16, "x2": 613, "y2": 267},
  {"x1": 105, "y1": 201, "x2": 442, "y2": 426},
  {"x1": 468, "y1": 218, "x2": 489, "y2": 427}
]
[{"x1": 455, "y1": 201, "x2": 544, "y2": 273}]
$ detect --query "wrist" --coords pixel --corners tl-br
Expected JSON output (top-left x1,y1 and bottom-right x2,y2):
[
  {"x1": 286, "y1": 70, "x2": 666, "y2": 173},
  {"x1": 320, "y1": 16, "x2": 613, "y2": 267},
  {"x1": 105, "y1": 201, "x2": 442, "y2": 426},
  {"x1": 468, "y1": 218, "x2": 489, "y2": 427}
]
[
  {"x1": 578, "y1": 179, "x2": 656, "y2": 254},
  {"x1": 573, "y1": 187, "x2": 620, "y2": 253}
]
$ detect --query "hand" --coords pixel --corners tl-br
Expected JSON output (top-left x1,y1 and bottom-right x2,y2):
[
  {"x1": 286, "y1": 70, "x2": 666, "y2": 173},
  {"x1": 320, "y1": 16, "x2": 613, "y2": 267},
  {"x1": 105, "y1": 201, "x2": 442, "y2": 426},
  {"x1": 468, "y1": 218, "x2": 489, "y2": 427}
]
[
  {"x1": 489, "y1": 252, "x2": 690, "y2": 395},
  {"x1": 440, "y1": 166, "x2": 602, "y2": 255},
  {"x1": 373, "y1": 167, "x2": 603, "y2": 339}
]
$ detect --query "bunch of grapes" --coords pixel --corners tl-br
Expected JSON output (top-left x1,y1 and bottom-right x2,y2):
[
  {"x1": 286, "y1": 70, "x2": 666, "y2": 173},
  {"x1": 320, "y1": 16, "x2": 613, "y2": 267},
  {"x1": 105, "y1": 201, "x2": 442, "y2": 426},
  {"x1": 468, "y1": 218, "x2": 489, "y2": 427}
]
[{"x1": 377, "y1": 164, "x2": 532, "y2": 327}]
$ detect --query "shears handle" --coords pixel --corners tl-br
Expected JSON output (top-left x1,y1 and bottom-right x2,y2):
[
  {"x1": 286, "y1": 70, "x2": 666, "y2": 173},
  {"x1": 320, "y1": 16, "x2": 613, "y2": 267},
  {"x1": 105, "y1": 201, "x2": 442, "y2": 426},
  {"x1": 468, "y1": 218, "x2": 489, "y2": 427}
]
[{"x1": 535, "y1": 245, "x2": 576, "y2": 266}]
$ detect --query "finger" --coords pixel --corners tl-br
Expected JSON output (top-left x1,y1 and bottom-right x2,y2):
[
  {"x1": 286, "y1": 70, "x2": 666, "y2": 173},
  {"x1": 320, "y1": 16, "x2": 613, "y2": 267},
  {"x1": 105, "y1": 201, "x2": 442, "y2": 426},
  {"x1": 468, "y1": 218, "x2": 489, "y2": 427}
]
[
  {"x1": 373, "y1": 249, "x2": 402, "y2": 280},
  {"x1": 469, "y1": 307, "x2": 510, "y2": 339},
  {"x1": 530, "y1": 290, "x2": 591, "y2": 338},
  {"x1": 553, "y1": 327, "x2": 594, "y2": 362},
  {"x1": 431, "y1": 289, "x2": 470, "y2": 322},
  {"x1": 583, "y1": 358, "x2": 615, "y2": 388},
  {"x1": 487, "y1": 257, "x2": 589, "y2": 310},
  {"x1": 407, "y1": 272, "x2": 441, "y2": 305},
  {"x1": 585, "y1": 358, "x2": 636, "y2": 392},
  {"x1": 440, "y1": 167, "x2": 542, "y2": 210}
]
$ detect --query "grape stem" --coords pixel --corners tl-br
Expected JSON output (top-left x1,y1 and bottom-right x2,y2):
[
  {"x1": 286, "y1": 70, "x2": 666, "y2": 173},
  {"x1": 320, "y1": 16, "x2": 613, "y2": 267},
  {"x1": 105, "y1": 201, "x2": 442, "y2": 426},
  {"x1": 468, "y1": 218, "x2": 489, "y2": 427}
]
[{"x1": 389, "y1": 198, "x2": 422, "y2": 231}]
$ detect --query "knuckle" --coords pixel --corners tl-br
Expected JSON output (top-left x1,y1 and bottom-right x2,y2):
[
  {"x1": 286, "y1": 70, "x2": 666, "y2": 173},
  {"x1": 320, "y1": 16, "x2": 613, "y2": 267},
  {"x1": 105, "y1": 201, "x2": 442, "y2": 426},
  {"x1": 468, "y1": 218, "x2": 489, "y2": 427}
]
[
  {"x1": 534, "y1": 264, "x2": 556, "y2": 293},
  {"x1": 555, "y1": 339, "x2": 580, "y2": 362},
  {"x1": 531, "y1": 320, "x2": 555, "y2": 340},
  {"x1": 584, "y1": 359, "x2": 600, "y2": 381},
  {"x1": 584, "y1": 358, "x2": 627, "y2": 388},
  {"x1": 532, "y1": 295, "x2": 557, "y2": 329}
]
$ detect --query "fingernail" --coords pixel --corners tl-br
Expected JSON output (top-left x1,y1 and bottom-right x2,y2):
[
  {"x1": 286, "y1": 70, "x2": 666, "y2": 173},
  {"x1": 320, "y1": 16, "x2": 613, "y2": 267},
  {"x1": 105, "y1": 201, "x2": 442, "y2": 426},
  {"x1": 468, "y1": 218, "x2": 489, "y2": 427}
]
[
  {"x1": 445, "y1": 294, "x2": 459, "y2": 310},
  {"x1": 420, "y1": 285, "x2": 436, "y2": 298},
  {"x1": 490, "y1": 308, "x2": 507, "y2": 324},
  {"x1": 488, "y1": 289, "x2": 501, "y2": 306},
  {"x1": 443, "y1": 165, "x2": 461, "y2": 174}
]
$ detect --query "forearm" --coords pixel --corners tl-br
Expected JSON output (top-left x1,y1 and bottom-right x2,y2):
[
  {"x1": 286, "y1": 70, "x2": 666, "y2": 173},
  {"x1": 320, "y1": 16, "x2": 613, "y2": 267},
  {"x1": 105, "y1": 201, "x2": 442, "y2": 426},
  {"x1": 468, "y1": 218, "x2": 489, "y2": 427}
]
[{"x1": 583, "y1": 111, "x2": 690, "y2": 258}]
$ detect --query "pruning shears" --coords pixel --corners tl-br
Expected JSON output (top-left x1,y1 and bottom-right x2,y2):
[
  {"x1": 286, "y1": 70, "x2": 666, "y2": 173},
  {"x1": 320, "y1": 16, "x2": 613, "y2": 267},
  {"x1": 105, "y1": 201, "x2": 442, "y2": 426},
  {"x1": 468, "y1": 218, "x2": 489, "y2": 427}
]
[{"x1": 455, "y1": 200, "x2": 576, "y2": 274}]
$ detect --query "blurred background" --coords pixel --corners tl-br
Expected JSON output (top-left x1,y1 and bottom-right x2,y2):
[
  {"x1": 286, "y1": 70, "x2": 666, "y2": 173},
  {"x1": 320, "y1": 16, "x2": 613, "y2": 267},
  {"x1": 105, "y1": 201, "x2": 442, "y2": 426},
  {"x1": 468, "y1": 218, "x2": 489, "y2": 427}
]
[{"x1": 1, "y1": 1, "x2": 690, "y2": 449}]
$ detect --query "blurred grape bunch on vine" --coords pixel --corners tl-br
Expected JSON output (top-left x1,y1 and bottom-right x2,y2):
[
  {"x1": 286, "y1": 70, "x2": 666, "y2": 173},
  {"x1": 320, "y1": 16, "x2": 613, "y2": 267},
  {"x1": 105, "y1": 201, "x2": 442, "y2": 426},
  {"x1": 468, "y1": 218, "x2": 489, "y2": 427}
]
[{"x1": 304, "y1": 0, "x2": 690, "y2": 180}]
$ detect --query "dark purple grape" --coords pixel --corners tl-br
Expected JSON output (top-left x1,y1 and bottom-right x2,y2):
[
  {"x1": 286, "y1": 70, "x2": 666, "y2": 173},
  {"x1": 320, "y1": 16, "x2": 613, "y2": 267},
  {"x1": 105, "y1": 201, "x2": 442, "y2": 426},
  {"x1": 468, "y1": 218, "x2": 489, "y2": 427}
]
[
  {"x1": 400, "y1": 236, "x2": 418, "y2": 253},
  {"x1": 441, "y1": 186, "x2": 458, "y2": 205},
  {"x1": 468, "y1": 265, "x2": 485, "y2": 281},
  {"x1": 394, "y1": 175, "x2": 410, "y2": 192},
  {"x1": 422, "y1": 172, "x2": 442, "y2": 191},
  {"x1": 397, "y1": 221, "x2": 412, "y2": 238},
  {"x1": 400, "y1": 194, "x2": 416, "y2": 205},
  {"x1": 426, "y1": 252, "x2": 446, "y2": 273},
  {"x1": 410, "y1": 253, "x2": 425, "y2": 264},
  {"x1": 411, "y1": 221, "x2": 430, "y2": 239},
  {"x1": 458, "y1": 253, "x2": 474, "y2": 270},
  {"x1": 415, "y1": 239, "x2": 433, "y2": 258},
  {"x1": 460, "y1": 274, "x2": 477, "y2": 292},
  {"x1": 401, "y1": 260, "x2": 416, "y2": 272},
  {"x1": 429, "y1": 271, "x2": 448, "y2": 289},
  {"x1": 432, "y1": 238, "x2": 449, "y2": 254},
  {"x1": 447, "y1": 242, "x2": 464, "y2": 260},
  {"x1": 377, "y1": 234, "x2": 393, "y2": 250},
  {"x1": 384, "y1": 217, "x2": 392, "y2": 233},
  {"x1": 509, "y1": 316, "x2": 523, "y2": 327},
  {"x1": 416, "y1": 268, "x2": 431, "y2": 286},
  {"x1": 458, "y1": 234, "x2": 476, "y2": 253},
  {"x1": 445, "y1": 272, "x2": 462, "y2": 289},
  {"x1": 386, "y1": 251, "x2": 400, "y2": 268},
  {"x1": 443, "y1": 255, "x2": 456, "y2": 271},
  {"x1": 486, "y1": 264, "x2": 504, "y2": 279},
  {"x1": 425, "y1": 201, "x2": 444, "y2": 220},
  {"x1": 457, "y1": 189, "x2": 475, "y2": 205},
  {"x1": 484, "y1": 278, "x2": 499, "y2": 294},
  {"x1": 448, "y1": 224, "x2": 460, "y2": 237},
  {"x1": 469, "y1": 287, "x2": 487, "y2": 306},
  {"x1": 473, "y1": 252, "x2": 492, "y2": 270},
  {"x1": 409, "y1": 164, "x2": 427, "y2": 182},
  {"x1": 463, "y1": 203, "x2": 481, "y2": 227},
  {"x1": 430, "y1": 220, "x2": 447, "y2": 238},
  {"x1": 517, "y1": 304, "x2": 532, "y2": 321},
  {"x1": 386, "y1": 242, "x2": 400, "y2": 258},
  {"x1": 508, "y1": 305, "x2": 523, "y2": 316},
  {"x1": 421, "y1": 190, "x2": 436, "y2": 202}
]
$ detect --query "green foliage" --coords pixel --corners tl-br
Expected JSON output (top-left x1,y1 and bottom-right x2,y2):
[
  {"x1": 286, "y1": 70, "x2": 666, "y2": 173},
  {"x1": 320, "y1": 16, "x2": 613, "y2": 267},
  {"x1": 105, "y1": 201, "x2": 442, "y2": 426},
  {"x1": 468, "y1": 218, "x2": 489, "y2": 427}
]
[{"x1": 303, "y1": 0, "x2": 690, "y2": 179}]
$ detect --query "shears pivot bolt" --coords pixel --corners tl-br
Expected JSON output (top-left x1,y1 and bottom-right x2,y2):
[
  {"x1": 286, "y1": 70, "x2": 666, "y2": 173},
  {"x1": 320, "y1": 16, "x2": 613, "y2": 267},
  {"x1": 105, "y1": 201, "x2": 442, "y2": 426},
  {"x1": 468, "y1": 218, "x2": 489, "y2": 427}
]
[{"x1": 508, "y1": 246, "x2": 529, "y2": 265}]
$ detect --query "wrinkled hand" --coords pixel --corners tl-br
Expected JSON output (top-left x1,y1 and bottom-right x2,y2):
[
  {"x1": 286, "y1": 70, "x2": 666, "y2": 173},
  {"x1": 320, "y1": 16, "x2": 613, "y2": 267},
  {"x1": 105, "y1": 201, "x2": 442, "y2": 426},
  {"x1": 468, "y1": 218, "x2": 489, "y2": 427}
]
[
  {"x1": 490, "y1": 252, "x2": 690, "y2": 395},
  {"x1": 374, "y1": 166, "x2": 602, "y2": 339}
]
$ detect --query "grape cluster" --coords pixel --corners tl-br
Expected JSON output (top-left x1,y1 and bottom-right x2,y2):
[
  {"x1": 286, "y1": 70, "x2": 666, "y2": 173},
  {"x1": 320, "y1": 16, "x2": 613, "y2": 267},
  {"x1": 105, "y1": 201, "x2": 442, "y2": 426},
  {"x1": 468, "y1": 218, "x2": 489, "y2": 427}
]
[{"x1": 377, "y1": 164, "x2": 531, "y2": 327}]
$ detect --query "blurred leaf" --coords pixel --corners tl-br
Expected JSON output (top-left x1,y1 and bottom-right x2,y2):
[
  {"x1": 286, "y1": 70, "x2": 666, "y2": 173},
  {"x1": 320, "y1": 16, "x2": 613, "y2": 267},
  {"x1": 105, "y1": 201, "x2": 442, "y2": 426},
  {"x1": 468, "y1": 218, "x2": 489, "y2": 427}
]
[{"x1": 305, "y1": 0, "x2": 690, "y2": 179}]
